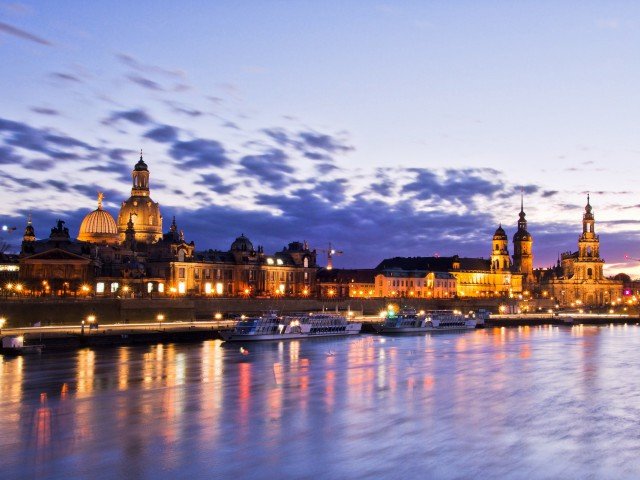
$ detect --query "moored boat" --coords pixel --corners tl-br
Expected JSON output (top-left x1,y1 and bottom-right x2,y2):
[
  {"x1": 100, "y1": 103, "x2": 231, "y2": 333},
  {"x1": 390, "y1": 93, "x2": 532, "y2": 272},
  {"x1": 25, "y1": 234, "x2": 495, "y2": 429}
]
[
  {"x1": 220, "y1": 311, "x2": 362, "y2": 342},
  {"x1": 373, "y1": 308, "x2": 476, "y2": 334}
]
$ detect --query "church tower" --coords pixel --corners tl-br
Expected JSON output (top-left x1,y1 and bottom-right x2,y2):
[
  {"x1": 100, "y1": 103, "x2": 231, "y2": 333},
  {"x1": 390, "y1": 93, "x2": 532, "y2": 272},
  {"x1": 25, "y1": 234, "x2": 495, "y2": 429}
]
[
  {"x1": 21, "y1": 215, "x2": 36, "y2": 254},
  {"x1": 574, "y1": 194, "x2": 604, "y2": 280},
  {"x1": 513, "y1": 194, "x2": 533, "y2": 283},
  {"x1": 491, "y1": 225, "x2": 511, "y2": 271},
  {"x1": 117, "y1": 151, "x2": 163, "y2": 244}
]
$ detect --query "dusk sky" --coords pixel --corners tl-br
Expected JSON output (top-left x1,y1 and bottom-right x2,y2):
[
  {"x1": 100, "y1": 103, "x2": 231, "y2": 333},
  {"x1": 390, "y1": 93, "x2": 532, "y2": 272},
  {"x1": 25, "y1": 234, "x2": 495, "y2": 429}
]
[{"x1": 1, "y1": 1, "x2": 640, "y2": 274}]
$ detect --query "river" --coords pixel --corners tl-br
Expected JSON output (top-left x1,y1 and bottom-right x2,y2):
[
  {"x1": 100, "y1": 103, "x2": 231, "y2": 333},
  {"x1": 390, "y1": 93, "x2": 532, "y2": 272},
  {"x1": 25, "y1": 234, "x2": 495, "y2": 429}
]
[{"x1": 1, "y1": 325, "x2": 640, "y2": 479}]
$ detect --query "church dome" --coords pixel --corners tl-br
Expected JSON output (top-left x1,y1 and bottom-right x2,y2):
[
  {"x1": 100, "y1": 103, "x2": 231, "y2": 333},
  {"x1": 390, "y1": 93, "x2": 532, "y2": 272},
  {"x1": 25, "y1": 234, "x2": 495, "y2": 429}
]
[
  {"x1": 117, "y1": 152, "x2": 163, "y2": 244},
  {"x1": 231, "y1": 234, "x2": 253, "y2": 252},
  {"x1": 117, "y1": 197, "x2": 162, "y2": 244},
  {"x1": 493, "y1": 225, "x2": 507, "y2": 240},
  {"x1": 78, "y1": 193, "x2": 119, "y2": 245}
]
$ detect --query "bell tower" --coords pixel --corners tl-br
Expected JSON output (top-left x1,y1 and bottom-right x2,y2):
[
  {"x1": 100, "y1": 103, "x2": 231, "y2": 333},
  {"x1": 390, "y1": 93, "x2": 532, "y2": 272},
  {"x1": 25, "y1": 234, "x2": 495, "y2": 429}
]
[
  {"x1": 491, "y1": 224, "x2": 511, "y2": 271},
  {"x1": 131, "y1": 150, "x2": 150, "y2": 196},
  {"x1": 575, "y1": 194, "x2": 603, "y2": 280},
  {"x1": 512, "y1": 194, "x2": 533, "y2": 282}
]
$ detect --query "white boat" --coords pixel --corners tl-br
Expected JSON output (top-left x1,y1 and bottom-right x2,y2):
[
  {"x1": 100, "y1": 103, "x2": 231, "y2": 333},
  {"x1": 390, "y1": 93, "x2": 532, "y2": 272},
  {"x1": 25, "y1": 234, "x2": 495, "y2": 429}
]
[
  {"x1": 373, "y1": 308, "x2": 476, "y2": 334},
  {"x1": 220, "y1": 312, "x2": 362, "y2": 342}
]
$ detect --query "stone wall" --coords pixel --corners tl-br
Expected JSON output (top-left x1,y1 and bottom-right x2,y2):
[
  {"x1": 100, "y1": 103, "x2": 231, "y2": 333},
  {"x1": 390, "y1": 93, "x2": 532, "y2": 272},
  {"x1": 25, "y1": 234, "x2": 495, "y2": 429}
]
[{"x1": 0, "y1": 297, "x2": 514, "y2": 328}]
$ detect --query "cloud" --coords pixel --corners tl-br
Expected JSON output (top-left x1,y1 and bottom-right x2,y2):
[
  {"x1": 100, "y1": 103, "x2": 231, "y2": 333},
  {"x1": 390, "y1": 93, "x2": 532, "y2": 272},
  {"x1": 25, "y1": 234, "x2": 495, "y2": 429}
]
[
  {"x1": 403, "y1": 168, "x2": 504, "y2": 205},
  {"x1": 195, "y1": 172, "x2": 234, "y2": 195},
  {"x1": 168, "y1": 138, "x2": 229, "y2": 168},
  {"x1": 0, "y1": 145, "x2": 23, "y2": 164},
  {"x1": 0, "y1": 21, "x2": 51, "y2": 45},
  {"x1": 143, "y1": 125, "x2": 179, "y2": 143},
  {"x1": 299, "y1": 131, "x2": 353, "y2": 153},
  {"x1": 102, "y1": 108, "x2": 153, "y2": 126},
  {"x1": 126, "y1": 74, "x2": 163, "y2": 91},
  {"x1": 166, "y1": 101, "x2": 203, "y2": 117},
  {"x1": 30, "y1": 107, "x2": 59, "y2": 116},
  {"x1": 49, "y1": 72, "x2": 82, "y2": 83},
  {"x1": 0, "y1": 117, "x2": 95, "y2": 159},
  {"x1": 262, "y1": 128, "x2": 354, "y2": 156},
  {"x1": 239, "y1": 149, "x2": 294, "y2": 189},
  {"x1": 116, "y1": 53, "x2": 185, "y2": 79}
]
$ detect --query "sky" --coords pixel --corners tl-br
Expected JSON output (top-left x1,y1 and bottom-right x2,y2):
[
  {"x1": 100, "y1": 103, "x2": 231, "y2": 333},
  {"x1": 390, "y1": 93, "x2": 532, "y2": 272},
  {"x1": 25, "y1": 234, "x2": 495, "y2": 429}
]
[{"x1": 1, "y1": 1, "x2": 640, "y2": 274}]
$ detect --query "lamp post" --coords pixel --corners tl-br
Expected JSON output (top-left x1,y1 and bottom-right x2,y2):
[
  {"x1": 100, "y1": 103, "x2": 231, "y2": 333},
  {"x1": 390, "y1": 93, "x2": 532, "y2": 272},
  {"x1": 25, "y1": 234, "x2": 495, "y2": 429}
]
[{"x1": 157, "y1": 313, "x2": 164, "y2": 328}]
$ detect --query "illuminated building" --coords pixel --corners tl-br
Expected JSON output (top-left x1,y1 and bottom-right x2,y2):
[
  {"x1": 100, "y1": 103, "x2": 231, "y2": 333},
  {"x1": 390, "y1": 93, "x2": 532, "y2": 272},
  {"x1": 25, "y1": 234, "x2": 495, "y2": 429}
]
[
  {"x1": 538, "y1": 195, "x2": 622, "y2": 306},
  {"x1": 512, "y1": 195, "x2": 533, "y2": 285},
  {"x1": 77, "y1": 193, "x2": 119, "y2": 245},
  {"x1": 19, "y1": 152, "x2": 317, "y2": 297},
  {"x1": 116, "y1": 152, "x2": 163, "y2": 244},
  {"x1": 316, "y1": 269, "x2": 377, "y2": 298}
]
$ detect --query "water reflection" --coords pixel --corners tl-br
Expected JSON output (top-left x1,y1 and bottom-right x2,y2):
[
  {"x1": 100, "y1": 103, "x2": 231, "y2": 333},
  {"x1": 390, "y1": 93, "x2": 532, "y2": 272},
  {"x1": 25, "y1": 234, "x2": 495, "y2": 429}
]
[{"x1": 3, "y1": 328, "x2": 640, "y2": 478}]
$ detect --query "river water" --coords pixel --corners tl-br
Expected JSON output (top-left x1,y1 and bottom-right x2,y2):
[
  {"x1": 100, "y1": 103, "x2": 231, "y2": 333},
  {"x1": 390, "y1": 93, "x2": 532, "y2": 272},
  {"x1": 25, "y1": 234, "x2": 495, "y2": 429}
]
[{"x1": 2, "y1": 325, "x2": 640, "y2": 479}]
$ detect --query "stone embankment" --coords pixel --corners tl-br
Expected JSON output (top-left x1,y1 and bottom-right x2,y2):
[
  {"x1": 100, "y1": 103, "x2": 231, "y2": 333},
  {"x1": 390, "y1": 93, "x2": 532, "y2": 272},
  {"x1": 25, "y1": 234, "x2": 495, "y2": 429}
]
[{"x1": 0, "y1": 297, "x2": 513, "y2": 328}]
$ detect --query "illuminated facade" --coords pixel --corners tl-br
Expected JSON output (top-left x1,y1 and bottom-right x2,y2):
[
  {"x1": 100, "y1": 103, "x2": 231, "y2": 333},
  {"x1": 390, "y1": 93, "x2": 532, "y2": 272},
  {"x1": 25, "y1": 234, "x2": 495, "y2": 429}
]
[
  {"x1": 512, "y1": 196, "x2": 533, "y2": 285},
  {"x1": 19, "y1": 153, "x2": 317, "y2": 297},
  {"x1": 539, "y1": 196, "x2": 622, "y2": 306}
]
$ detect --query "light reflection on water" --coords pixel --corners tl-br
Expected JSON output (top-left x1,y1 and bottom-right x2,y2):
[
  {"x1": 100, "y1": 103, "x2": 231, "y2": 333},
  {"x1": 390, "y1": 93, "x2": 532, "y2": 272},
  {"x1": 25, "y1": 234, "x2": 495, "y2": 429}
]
[{"x1": 2, "y1": 325, "x2": 640, "y2": 478}]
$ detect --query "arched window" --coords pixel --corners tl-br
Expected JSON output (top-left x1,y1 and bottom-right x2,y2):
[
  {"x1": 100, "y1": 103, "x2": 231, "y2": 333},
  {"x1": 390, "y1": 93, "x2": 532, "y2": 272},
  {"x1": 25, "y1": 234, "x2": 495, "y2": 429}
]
[
  {"x1": 303, "y1": 257, "x2": 309, "y2": 268},
  {"x1": 178, "y1": 250, "x2": 185, "y2": 262},
  {"x1": 587, "y1": 267, "x2": 593, "y2": 278}
]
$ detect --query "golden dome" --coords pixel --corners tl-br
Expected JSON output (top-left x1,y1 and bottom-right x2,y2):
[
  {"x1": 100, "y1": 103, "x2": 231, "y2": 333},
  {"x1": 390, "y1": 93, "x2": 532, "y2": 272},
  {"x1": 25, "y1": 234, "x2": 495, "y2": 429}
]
[
  {"x1": 77, "y1": 193, "x2": 119, "y2": 245},
  {"x1": 117, "y1": 196, "x2": 163, "y2": 244},
  {"x1": 117, "y1": 153, "x2": 162, "y2": 243}
]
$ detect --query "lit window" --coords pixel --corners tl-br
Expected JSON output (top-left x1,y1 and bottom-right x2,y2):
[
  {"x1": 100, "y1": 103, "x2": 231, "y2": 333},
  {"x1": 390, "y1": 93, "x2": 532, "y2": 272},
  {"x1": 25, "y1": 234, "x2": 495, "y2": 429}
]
[
  {"x1": 147, "y1": 282, "x2": 153, "y2": 293},
  {"x1": 110, "y1": 282, "x2": 119, "y2": 293},
  {"x1": 215, "y1": 282, "x2": 223, "y2": 295},
  {"x1": 276, "y1": 258, "x2": 283, "y2": 266},
  {"x1": 205, "y1": 282, "x2": 212, "y2": 294},
  {"x1": 178, "y1": 282, "x2": 186, "y2": 294},
  {"x1": 158, "y1": 283, "x2": 165, "y2": 293},
  {"x1": 267, "y1": 258, "x2": 274, "y2": 265},
  {"x1": 96, "y1": 282, "x2": 105, "y2": 294}
]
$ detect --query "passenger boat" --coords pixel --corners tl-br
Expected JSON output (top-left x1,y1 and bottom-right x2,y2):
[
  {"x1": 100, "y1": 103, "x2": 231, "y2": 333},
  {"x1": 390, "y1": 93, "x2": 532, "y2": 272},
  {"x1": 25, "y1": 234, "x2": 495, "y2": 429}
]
[
  {"x1": 220, "y1": 311, "x2": 362, "y2": 342},
  {"x1": 373, "y1": 308, "x2": 476, "y2": 334}
]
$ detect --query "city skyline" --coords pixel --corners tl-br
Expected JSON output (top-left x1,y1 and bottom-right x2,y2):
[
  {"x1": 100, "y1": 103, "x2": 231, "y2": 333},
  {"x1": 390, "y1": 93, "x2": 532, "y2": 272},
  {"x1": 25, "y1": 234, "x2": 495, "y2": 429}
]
[{"x1": 1, "y1": 2, "x2": 640, "y2": 274}]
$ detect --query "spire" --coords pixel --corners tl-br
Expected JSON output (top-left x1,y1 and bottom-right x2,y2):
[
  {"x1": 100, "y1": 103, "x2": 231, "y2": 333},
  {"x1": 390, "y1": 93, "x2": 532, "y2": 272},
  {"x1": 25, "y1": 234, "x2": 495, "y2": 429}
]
[
  {"x1": 170, "y1": 216, "x2": 177, "y2": 233},
  {"x1": 97, "y1": 192, "x2": 104, "y2": 210},
  {"x1": 520, "y1": 189, "x2": 524, "y2": 213}
]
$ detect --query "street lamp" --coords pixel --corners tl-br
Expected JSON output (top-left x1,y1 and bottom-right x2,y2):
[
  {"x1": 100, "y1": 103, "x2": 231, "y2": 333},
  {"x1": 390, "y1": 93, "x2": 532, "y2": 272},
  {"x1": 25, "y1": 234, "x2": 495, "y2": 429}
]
[{"x1": 157, "y1": 313, "x2": 165, "y2": 327}]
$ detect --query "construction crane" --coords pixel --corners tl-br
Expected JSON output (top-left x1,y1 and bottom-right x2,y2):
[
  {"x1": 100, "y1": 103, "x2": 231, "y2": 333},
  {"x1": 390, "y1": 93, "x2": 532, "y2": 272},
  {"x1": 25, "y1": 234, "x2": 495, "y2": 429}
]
[{"x1": 314, "y1": 242, "x2": 343, "y2": 270}]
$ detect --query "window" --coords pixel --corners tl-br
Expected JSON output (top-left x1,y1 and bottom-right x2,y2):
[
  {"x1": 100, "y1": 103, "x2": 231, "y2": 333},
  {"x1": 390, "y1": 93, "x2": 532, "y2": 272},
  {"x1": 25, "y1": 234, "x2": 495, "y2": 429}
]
[
  {"x1": 303, "y1": 257, "x2": 309, "y2": 268},
  {"x1": 158, "y1": 283, "x2": 165, "y2": 293},
  {"x1": 179, "y1": 268, "x2": 185, "y2": 279},
  {"x1": 205, "y1": 282, "x2": 212, "y2": 294},
  {"x1": 110, "y1": 282, "x2": 119, "y2": 293},
  {"x1": 587, "y1": 268, "x2": 593, "y2": 278},
  {"x1": 194, "y1": 268, "x2": 200, "y2": 279},
  {"x1": 178, "y1": 282, "x2": 186, "y2": 294},
  {"x1": 96, "y1": 282, "x2": 105, "y2": 294},
  {"x1": 147, "y1": 282, "x2": 153, "y2": 293}
]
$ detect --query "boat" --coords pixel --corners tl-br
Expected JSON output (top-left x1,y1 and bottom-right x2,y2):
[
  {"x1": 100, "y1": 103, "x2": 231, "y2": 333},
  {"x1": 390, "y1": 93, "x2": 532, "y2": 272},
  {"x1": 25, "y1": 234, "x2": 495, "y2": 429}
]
[
  {"x1": 373, "y1": 308, "x2": 476, "y2": 334},
  {"x1": 1, "y1": 335, "x2": 44, "y2": 355},
  {"x1": 220, "y1": 311, "x2": 362, "y2": 342}
]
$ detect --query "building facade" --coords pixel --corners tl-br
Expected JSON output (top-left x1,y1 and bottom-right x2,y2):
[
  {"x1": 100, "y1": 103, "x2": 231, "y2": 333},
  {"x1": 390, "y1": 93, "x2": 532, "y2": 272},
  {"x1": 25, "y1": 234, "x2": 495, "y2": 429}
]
[
  {"x1": 539, "y1": 196, "x2": 622, "y2": 306},
  {"x1": 18, "y1": 153, "x2": 319, "y2": 298}
]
